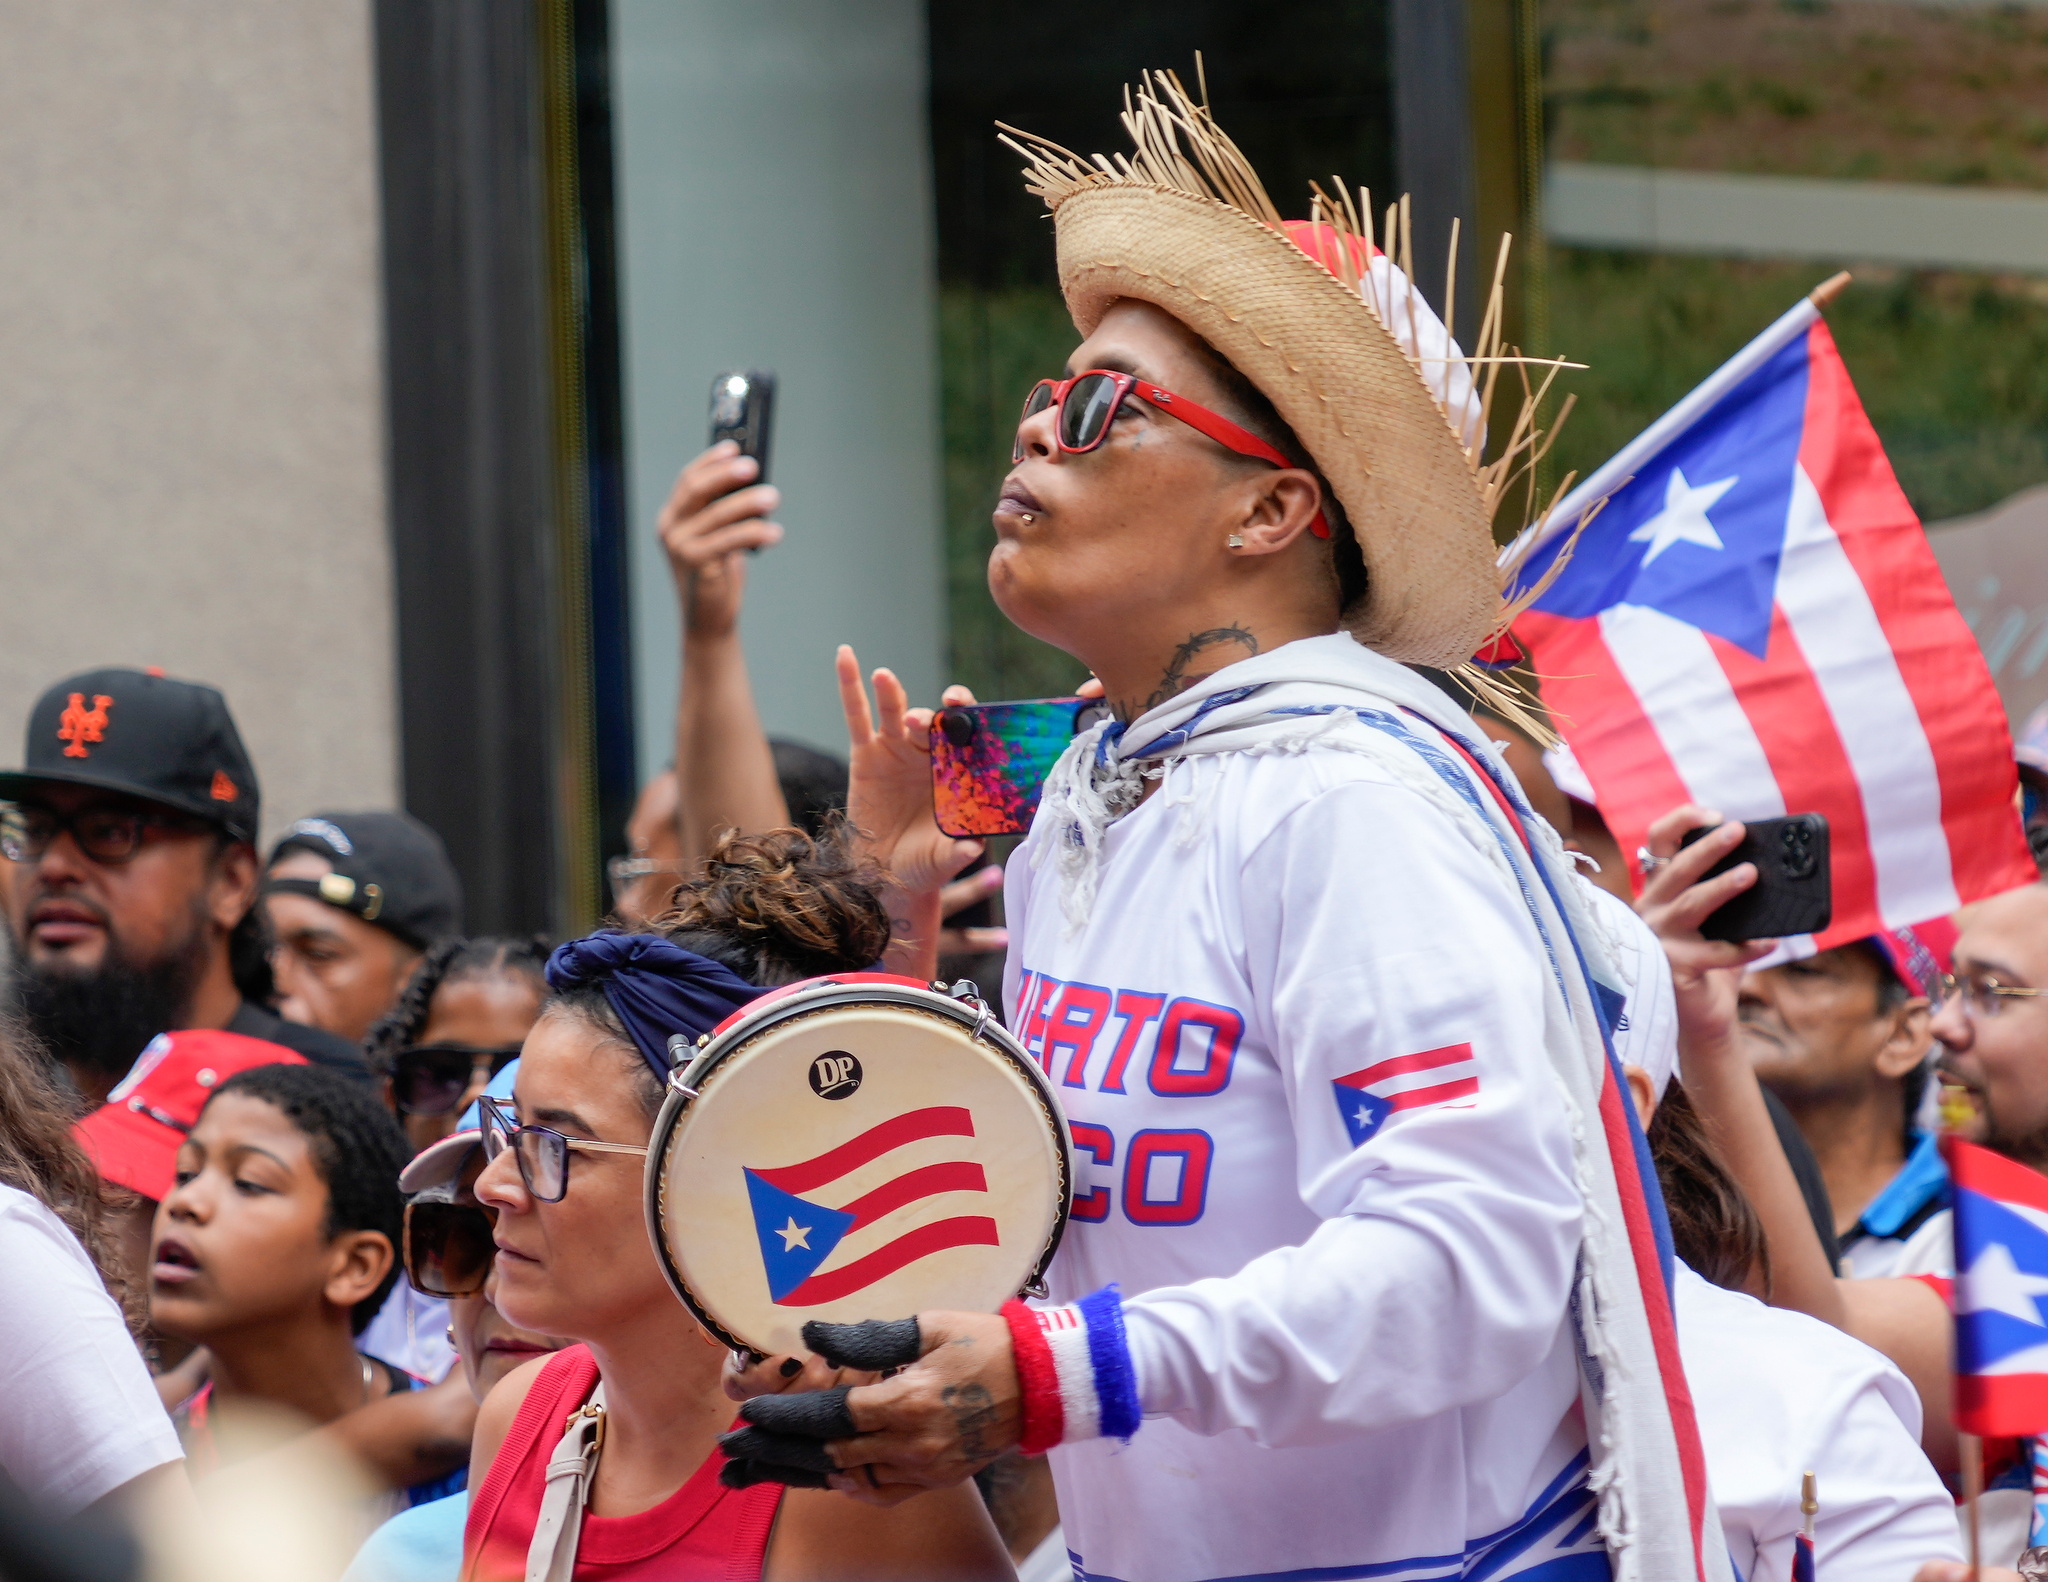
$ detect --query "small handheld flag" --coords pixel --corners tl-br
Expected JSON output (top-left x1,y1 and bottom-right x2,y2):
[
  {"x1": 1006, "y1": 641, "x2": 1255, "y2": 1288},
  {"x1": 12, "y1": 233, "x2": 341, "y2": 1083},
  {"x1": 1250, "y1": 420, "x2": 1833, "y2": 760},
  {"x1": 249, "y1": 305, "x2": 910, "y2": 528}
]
[
  {"x1": 1506, "y1": 285, "x2": 2032, "y2": 950},
  {"x1": 1945, "y1": 1137, "x2": 2048, "y2": 1438},
  {"x1": 1791, "y1": 1471, "x2": 1816, "y2": 1582}
]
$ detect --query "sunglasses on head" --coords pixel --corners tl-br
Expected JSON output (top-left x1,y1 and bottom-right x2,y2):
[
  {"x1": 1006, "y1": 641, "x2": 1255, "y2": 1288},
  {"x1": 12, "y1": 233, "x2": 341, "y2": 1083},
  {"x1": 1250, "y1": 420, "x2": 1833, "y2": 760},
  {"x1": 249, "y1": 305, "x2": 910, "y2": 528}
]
[
  {"x1": 1013, "y1": 369, "x2": 1330, "y2": 539},
  {"x1": 391, "y1": 1044, "x2": 523, "y2": 1117},
  {"x1": 404, "y1": 1199, "x2": 497, "y2": 1297}
]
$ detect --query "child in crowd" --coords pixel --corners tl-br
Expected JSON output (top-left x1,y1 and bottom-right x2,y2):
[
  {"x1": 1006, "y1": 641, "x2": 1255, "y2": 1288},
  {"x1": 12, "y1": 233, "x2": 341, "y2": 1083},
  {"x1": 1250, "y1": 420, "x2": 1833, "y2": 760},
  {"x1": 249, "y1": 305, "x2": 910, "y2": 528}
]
[
  {"x1": 149, "y1": 1059, "x2": 452, "y2": 1507},
  {"x1": 463, "y1": 826, "x2": 1012, "y2": 1580},
  {"x1": 71, "y1": 1027, "x2": 308, "y2": 1397},
  {"x1": 343, "y1": 1122, "x2": 570, "y2": 1582},
  {"x1": 0, "y1": 1010, "x2": 185, "y2": 1517}
]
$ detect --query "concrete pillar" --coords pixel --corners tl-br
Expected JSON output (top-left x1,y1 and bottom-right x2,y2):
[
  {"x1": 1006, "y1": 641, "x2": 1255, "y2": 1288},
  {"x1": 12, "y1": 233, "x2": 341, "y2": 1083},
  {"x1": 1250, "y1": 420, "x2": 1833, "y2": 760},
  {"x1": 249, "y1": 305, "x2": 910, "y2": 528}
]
[{"x1": 0, "y1": 2, "x2": 394, "y2": 839}]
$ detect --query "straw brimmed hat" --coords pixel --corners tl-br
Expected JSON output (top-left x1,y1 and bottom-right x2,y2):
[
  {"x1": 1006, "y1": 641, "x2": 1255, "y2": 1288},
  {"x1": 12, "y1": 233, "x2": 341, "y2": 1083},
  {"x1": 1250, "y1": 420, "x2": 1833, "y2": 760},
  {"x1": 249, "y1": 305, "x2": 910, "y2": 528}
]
[{"x1": 1004, "y1": 73, "x2": 1573, "y2": 669}]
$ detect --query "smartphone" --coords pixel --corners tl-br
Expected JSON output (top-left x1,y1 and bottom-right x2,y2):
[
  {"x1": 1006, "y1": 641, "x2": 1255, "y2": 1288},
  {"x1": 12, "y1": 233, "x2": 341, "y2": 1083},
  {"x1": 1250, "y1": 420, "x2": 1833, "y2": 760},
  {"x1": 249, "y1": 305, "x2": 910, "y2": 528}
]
[
  {"x1": 1677, "y1": 813, "x2": 1832, "y2": 942},
  {"x1": 931, "y1": 698, "x2": 1110, "y2": 838},
  {"x1": 709, "y1": 369, "x2": 776, "y2": 484}
]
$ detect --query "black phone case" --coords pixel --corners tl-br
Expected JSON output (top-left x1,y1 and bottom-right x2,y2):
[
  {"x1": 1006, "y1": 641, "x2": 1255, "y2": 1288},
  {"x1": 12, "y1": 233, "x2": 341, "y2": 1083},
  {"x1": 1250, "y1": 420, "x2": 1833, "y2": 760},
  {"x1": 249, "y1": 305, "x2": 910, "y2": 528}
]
[
  {"x1": 1679, "y1": 813, "x2": 1832, "y2": 942},
  {"x1": 708, "y1": 369, "x2": 775, "y2": 484}
]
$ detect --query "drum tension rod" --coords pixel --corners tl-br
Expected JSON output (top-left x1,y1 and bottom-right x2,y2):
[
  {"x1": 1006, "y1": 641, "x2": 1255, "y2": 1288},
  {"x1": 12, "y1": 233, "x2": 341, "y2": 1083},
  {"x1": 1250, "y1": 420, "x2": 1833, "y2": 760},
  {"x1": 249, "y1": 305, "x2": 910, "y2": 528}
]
[
  {"x1": 663, "y1": 1032, "x2": 703, "y2": 1097},
  {"x1": 947, "y1": 979, "x2": 994, "y2": 1045}
]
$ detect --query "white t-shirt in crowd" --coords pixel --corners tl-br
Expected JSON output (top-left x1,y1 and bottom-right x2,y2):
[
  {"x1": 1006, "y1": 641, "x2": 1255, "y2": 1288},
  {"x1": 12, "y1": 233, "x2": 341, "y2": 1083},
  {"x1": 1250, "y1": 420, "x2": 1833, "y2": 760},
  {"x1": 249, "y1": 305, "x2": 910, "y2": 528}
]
[
  {"x1": 1006, "y1": 740, "x2": 1598, "y2": 1582},
  {"x1": 360, "y1": 1274, "x2": 456, "y2": 1382},
  {"x1": 1676, "y1": 1264, "x2": 1961, "y2": 1580},
  {"x1": 0, "y1": 1183, "x2": 181, "y2": 1512}
]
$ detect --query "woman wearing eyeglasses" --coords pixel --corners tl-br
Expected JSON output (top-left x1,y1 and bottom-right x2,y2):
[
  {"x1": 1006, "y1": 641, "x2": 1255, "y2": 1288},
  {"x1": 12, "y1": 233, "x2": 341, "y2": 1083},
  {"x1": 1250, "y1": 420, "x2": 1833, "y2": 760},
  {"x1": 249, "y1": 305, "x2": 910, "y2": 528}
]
[{"x1": 461, "y1": 826, "x2": 1012, "y2": 1582}]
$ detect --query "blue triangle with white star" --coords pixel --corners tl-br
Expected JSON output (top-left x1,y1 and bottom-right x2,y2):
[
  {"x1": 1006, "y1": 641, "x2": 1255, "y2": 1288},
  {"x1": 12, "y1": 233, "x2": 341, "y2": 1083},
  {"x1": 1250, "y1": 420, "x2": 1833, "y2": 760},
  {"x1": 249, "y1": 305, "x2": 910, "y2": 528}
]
[
  {"x1": 744, "y1": 1170, "x2": 856, "y2": 1301},
  {"x1": 1333, "y1": 1082, "x2": 1394, "y2": 1148}
]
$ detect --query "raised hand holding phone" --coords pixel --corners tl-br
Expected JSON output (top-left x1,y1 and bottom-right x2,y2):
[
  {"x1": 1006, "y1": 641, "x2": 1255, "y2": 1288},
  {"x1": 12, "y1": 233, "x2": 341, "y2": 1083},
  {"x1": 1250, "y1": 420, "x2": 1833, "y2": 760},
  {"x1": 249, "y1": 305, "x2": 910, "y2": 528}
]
[
  {"x1": 657, "y1": 441, "x2": 782, "y2": 637},
  {"x1": 836, "y1": 647, "x2": 986, "y2": 981},
  {"x1": 661, "y1": 439, "x2": 788, "y2": 864}
]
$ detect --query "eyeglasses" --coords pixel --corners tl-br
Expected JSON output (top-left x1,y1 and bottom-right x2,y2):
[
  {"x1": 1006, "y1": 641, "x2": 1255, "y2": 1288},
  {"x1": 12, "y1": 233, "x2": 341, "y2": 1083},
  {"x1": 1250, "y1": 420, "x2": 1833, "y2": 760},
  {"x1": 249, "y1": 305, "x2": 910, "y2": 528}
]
[
  {"x1": 606, "y1": 855, "x2": 691, "y2": 910},
  {"x1": 1932, "y1": 971, "x2": 2047, "y2": 1021},
  {"x1": 478, "y1": 1095, "x2": 646, "y2": 1203},
  {"x1": 0, "y1": 803, "x2": 207, "y2": 865},
  {"x1": 1013, "y1": 369, "x2": 1331, "y2": 539},
  {"x1": 404, "y1": 1200, "x2": 498, "y2": 1297},
  {"x1": 392, "y1": 1044, "x2": 524, "y2": 1117}
]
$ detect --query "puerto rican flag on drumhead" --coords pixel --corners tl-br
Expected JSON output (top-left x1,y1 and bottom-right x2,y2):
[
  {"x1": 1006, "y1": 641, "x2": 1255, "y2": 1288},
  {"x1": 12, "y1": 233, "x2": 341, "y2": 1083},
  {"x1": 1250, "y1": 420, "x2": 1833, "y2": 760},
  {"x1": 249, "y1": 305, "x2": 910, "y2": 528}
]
[
  {"x1": 1945, "y1": 1137, "x2": 2048, "y2": 1436},
  {"x1": 744, "y1": 1106, "x2": 999, "y2": 1308},
  {"x1": 1507, "y1": 298, "x2": 2032, "y2": 949}
]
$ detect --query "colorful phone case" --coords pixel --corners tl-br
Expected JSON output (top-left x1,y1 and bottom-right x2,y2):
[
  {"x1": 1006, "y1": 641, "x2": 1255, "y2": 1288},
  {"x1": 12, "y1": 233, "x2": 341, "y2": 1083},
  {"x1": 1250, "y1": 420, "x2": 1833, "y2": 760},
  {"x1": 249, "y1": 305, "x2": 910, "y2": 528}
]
[{"x1": 930, "y1": 698, "x2": 1104, "y2": 838}]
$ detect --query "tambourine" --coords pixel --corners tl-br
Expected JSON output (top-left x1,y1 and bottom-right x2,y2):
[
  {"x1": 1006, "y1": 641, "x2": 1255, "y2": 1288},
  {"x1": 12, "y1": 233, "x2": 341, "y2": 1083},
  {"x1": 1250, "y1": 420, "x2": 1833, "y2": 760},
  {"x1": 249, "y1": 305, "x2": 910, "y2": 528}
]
[{"x1": 644, "y1": 973, "x2": 1072, "y2": 1356}]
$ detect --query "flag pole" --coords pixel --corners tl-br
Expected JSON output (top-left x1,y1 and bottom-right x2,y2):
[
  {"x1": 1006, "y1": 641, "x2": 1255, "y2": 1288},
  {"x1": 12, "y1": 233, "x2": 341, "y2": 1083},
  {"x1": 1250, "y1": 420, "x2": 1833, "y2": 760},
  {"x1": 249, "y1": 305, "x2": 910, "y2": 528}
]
[
  {"x1": 1963, "y1": 1431, "x2": 1984, "y2": 1579},
  {"x1": 1800, "y1": 1470, "x2": 1817, "y2": 1544},
  {"x1": 1498, "y1": 270, "x2": 1856, "y2": 567}
]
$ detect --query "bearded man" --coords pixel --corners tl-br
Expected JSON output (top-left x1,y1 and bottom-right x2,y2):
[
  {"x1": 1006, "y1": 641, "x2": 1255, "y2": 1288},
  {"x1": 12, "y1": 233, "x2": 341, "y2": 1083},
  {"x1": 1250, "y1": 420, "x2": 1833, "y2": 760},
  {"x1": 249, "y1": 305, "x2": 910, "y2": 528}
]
[{"x1": 0, "y1": 668, "x2": 362, "y2": 1101}]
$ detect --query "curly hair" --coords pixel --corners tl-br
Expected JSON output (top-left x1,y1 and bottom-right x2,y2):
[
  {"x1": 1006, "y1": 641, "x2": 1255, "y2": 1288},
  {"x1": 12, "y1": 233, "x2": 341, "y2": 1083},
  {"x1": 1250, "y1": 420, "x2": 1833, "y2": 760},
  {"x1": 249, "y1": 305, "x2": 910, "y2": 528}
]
[
  {"x1": 362, "y1": 935, "x2": 550, "y2": 1077},
  {"x1": 0, "y1": 1009, "x2": 128, "y2": 1321},
  {"x1": 551, "y1": 824, "x2": 893, "y2": 1118},
  {"x1": 207, "y1": 1063, "x2": 412, "y2": 1334},
  {"x1": 652, "y1": 821, "x2": 892, "y2": 986}
]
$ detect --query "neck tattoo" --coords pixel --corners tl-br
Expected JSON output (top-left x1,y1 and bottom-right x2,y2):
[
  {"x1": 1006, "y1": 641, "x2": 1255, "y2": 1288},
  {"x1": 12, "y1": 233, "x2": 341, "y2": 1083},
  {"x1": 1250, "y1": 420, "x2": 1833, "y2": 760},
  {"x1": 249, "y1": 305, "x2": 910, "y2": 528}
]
[{"x1": 1117, "y1": 625, "x2": 1260, "y2": 721}]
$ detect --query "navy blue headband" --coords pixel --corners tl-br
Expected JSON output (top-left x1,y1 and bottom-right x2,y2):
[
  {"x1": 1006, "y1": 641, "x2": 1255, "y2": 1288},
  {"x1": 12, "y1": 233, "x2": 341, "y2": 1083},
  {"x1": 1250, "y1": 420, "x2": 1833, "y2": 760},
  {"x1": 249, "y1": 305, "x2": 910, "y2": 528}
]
[{"x1": 545, "y1": 931, "x2": 763, "y2": 1082}]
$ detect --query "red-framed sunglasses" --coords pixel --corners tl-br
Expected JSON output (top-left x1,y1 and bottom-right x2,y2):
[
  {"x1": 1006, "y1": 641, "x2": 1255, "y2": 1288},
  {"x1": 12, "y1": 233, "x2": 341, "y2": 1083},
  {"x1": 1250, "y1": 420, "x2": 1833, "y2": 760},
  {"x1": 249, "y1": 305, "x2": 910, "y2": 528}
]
[{"x1": 1013, "y1": 369, "x2": 1330, "y2": 538}]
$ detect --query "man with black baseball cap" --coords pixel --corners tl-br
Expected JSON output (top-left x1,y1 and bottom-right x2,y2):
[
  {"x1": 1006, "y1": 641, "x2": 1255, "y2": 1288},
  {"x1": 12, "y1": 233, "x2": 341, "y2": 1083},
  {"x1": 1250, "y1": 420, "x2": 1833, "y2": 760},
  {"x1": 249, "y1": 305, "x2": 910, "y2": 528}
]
[
  {"x1": 0, "y1": 666, "x2": 364, "y2": 1100},
  {"x1": 263, "y1": 810, "x2": 464, "y2": 1043}
]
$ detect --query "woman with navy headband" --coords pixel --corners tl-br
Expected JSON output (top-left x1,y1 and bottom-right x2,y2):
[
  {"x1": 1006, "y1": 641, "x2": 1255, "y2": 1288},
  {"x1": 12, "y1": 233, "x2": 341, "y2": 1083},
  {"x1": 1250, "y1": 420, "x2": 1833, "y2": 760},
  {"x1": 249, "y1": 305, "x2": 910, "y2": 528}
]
[{"x1": 458, "y1": 826, "x2": 1010, "y2": 1582}]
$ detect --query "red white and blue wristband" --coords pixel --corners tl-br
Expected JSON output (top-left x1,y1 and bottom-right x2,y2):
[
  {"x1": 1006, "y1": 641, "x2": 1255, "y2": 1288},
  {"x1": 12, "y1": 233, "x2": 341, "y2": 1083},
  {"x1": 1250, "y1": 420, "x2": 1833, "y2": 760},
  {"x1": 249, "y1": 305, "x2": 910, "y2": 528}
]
[{"x1": 1003, "y1": 1285, "x2": 1142, "y2": 1454}]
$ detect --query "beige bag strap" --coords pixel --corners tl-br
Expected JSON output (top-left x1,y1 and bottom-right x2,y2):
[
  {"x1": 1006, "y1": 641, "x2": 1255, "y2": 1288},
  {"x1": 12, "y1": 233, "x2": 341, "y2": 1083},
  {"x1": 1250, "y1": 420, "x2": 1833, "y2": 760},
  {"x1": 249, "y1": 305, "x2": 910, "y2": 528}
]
[{"x1": 525, "y1": 1381, "x2": 607, "y2": 1582}]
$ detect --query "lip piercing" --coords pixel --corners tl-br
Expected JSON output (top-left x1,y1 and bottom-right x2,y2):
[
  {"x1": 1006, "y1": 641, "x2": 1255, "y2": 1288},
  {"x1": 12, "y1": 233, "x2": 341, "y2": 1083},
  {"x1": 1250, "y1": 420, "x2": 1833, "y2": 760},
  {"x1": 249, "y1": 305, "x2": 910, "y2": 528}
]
[{"x1": 1020, "y1": 513, "x2": 1035, "y2": 524}]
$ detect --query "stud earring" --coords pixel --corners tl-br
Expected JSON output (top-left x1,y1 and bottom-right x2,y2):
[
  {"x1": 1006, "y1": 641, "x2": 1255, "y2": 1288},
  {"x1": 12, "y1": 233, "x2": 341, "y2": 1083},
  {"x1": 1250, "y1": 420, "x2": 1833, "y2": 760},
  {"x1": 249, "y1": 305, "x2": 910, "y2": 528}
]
[
  {"x1": 445, "y1": 1325, "x2": 457, "y2": 1346},
  {"x1": 1227, "y1": 532, "x2": 1245, "y2": 548}
]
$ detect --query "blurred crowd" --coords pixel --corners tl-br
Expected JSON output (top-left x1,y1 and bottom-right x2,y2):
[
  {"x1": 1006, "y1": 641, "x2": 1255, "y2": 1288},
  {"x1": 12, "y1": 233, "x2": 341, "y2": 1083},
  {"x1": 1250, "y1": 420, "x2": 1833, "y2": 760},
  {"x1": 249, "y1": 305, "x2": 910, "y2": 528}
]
[{"x1": 0, "y1": 428, "x2": 2045, "y2": 1582}]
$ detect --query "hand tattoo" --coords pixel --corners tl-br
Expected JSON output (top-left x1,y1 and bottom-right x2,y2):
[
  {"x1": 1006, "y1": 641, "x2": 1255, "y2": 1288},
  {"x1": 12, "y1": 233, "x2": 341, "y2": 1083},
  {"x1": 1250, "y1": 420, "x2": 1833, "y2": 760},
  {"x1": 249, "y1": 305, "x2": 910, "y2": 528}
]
[
  {"x1": 942, "y1": 1381, "x2": 999, "y2": 1464},
  {"x1": 1126, "y1": 625, "x2": 1260, "y2": 718}
]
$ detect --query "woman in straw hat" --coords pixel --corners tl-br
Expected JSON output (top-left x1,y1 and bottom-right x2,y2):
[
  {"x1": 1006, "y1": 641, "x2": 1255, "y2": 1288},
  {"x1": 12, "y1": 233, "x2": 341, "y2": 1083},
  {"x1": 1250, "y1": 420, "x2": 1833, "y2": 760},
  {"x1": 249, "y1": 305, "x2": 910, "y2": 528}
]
[{"x1": 726, "y1": 73, "x2": 1732, "y2": 1582}]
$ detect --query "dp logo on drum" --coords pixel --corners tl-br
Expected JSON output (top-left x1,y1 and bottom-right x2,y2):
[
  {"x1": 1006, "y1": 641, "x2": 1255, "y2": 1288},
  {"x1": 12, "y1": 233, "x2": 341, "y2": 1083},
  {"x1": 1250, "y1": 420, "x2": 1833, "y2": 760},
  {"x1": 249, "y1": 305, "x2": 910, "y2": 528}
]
[{"x1": 808, "y1": 1051, "x2": 862, "y2": 1100}]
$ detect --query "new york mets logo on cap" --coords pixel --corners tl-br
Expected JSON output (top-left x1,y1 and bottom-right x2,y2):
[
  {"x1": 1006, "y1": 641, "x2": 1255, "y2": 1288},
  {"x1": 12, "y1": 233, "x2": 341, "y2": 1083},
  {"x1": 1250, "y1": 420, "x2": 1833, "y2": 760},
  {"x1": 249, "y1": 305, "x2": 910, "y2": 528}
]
[{"x1": 57, "y1": 694, "x2": 112, "y2": 759}]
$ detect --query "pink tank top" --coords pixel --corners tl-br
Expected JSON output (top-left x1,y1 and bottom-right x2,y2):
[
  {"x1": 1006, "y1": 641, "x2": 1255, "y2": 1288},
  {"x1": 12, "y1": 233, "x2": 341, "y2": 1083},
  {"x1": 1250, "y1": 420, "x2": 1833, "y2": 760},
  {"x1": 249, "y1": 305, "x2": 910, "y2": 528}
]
[{"x1": 463, "y1": 1346, "x2": 782, "y2": 1581}]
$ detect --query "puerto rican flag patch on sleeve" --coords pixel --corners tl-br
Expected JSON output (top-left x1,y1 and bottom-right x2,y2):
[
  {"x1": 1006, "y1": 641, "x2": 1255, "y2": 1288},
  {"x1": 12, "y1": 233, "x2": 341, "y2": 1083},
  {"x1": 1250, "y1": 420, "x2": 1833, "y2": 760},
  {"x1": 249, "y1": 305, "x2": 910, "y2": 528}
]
[{"x1": 1332, "y1": 1044, "x2": 1480, "y2": 1146}]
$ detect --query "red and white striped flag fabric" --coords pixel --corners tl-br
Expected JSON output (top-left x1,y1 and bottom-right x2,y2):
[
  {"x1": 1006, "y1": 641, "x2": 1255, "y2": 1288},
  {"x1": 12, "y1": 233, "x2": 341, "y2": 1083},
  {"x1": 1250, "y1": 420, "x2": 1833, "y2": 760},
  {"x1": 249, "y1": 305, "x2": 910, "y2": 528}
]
[{"x1": 1506, "y1": 296, "x2": 2033, "y2": 947}]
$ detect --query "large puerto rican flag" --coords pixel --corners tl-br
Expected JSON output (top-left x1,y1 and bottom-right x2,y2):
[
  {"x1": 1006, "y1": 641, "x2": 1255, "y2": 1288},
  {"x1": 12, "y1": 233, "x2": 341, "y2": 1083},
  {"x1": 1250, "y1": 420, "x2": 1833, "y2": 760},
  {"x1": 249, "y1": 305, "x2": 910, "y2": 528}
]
[
  {"x1": 1506, "y1": 294, "x2": 2033, "y2": 948},
  {"x1": 1946, "y1": 1137, "x2": 2048, "y2": 1436}
]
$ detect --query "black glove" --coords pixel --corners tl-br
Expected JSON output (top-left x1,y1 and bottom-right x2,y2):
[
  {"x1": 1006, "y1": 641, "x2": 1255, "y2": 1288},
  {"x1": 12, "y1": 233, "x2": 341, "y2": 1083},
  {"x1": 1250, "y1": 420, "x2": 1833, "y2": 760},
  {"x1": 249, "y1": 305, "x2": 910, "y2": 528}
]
[
  {"x1": 718, "y1": 1457, "x2": 831, "y2": 1490},
  {"x1": 799, "y1": 1316, "x2": 922, "y2": 1372}
]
